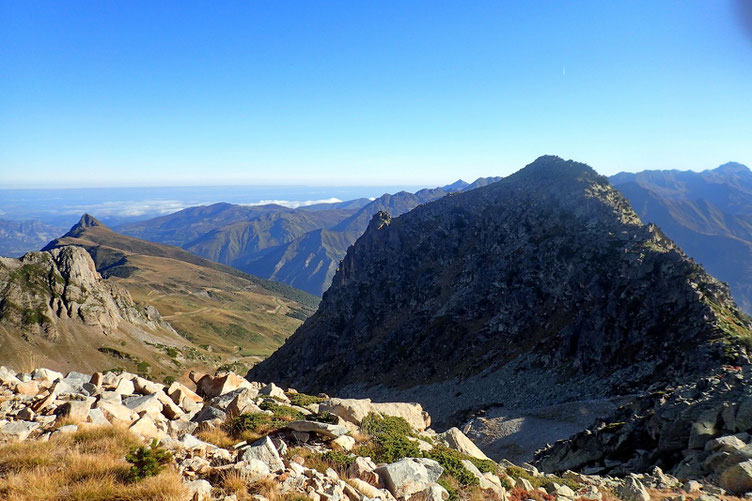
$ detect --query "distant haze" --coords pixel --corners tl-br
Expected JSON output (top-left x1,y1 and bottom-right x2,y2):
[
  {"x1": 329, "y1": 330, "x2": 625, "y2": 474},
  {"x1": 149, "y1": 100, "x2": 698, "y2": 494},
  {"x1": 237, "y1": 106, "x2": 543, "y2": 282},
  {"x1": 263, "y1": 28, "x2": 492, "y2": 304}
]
[{"x1": 0, "y1": 185, "x2": 423, "y2": 227}]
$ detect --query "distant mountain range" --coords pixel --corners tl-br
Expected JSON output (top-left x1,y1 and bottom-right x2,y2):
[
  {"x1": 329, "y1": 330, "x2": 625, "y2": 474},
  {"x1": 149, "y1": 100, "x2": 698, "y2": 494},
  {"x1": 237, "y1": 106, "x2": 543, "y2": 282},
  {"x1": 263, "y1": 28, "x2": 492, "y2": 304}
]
[
  {"x1": 0, "y1": 219, "x2": 65, "y2": 258},
  {"x1": 118, "y1": 178, "x2": 501, "y2": 295},
  {"x1": 610, "y1": 162, "x2": 752, "y2": 312}
]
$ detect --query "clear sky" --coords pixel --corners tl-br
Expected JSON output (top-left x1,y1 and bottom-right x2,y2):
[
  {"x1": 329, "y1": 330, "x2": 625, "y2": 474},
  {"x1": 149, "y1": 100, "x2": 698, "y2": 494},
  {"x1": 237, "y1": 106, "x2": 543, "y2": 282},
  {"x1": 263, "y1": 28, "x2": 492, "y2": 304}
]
[{"x1": 1, "y1": 1, "x2": 751, "y2": 188}]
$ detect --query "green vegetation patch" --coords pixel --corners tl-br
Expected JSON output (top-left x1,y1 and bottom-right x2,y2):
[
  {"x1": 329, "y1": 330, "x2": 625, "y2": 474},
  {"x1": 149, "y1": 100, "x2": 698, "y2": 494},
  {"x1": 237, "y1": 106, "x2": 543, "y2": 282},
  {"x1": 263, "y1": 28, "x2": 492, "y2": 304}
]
[
  {"x1": 357, "y1": 413, "x2": 421, "y2": 463},
  {"x1": 259, "y1": 398, "x2": 305, "y2": 421},
  {"x1": 506, "y1": 466, "x2": 581, "y2": 491},
  {"x1": 286, "y1": 392, "x2": 326, "y2": 407}
]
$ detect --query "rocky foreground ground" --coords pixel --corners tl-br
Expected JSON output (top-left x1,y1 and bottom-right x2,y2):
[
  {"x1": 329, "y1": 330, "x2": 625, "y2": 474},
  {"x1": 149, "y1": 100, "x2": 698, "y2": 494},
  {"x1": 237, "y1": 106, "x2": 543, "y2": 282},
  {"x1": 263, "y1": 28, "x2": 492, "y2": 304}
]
[{"x1": 0, "y1": 367, "x2": 747, "y2": 501}]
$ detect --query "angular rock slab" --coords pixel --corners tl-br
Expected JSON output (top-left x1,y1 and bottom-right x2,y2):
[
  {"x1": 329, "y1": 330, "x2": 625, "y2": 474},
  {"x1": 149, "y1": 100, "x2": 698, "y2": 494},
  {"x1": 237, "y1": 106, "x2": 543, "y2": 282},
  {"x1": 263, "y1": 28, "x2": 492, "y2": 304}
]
[
  {"x1": 240, "y1": 436, "x2": 285, "y2": 473},
  {"x1": 375, "y1": 457, "x2": 444, "y2": 499}
]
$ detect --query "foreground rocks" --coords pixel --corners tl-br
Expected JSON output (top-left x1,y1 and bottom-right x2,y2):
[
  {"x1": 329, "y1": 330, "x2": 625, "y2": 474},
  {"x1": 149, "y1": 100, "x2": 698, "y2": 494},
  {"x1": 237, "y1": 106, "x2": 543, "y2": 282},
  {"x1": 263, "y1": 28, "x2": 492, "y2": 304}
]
[
  {"x1": 0, "y1": 366, "x2": 745, "y2": 500},
  {"x1": 536, "y1": 364, "x2": 752, "y2": 496}
]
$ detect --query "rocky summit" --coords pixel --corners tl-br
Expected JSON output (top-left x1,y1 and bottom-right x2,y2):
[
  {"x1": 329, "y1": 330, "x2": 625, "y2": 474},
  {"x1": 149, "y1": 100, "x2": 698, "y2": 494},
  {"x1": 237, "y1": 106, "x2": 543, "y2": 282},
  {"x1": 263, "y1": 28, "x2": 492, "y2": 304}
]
[
  {"x1": 0, "y1": 366, "x2": 733, "y2": 500},
  {"x1": 249, "y1": 156, "x2": 752, "y2": 429}
]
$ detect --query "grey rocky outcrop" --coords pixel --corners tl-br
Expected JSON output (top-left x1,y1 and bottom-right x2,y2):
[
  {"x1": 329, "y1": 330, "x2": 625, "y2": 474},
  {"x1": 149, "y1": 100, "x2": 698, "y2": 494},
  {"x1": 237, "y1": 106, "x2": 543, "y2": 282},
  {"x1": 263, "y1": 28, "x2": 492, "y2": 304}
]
[{"x1": 0, "y1": 245, "x2": 172, "y2": 338}]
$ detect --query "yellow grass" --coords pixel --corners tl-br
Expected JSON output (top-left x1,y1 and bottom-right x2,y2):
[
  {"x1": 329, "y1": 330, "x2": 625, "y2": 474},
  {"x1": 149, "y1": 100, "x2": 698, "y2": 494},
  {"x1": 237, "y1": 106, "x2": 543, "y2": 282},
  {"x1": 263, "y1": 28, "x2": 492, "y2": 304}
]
[
  {"x1": 0, "y1": 426, "x2": 188, "y2": 501},
  {"x1": 196, "y1": 427, "x2": 237, "y2": 449}
]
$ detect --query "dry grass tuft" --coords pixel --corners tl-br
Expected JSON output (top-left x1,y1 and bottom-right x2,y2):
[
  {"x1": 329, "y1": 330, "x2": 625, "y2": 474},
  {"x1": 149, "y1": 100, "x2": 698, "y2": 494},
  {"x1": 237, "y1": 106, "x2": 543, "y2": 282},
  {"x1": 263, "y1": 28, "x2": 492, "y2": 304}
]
[
  {"x1": 196, "y1": 427, "x2": 237, "y2": 449},
  {"x1": 0, "y1": 425, "x2": 187, "y2": 501},
  {"x1": 221, "y1": 470, "x2": 250, "y2": 499}
]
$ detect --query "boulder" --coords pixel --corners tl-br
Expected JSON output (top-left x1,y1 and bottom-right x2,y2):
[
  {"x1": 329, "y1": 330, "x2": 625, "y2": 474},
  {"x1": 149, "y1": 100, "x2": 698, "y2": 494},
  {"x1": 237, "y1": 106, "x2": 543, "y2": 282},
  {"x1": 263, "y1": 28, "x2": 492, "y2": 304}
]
[
  {"x1": 688, "y1": 408, "x2": 720, "y2": 449},
  {"x1": 375, "y1": 458, "x2": 444, "y2": 499},
  {"x1": 435, "y1": 427, "x2": 490, "y2": 460},
  {"x1": 240, "y1": 436, "x2": 285, "y2": 473},
  {"x1": 195, "y1": 372, "x2": 254, "y2": 399},
  {"x1": 191, "y1": 406, "x2": 226, "y2": 427},
  {"x1": 185, "y1": 479, "x2": 212, "y2": 501},
  {"x1": 0, "y1": 366, "x2": 21, "y2": 387},
  {"x1": 320, "y1": 397, "x2": 430, "y2": 431},
  {"x1": 721, "y1": 459, "x2": 752, "y2": 494},
  {"x1": 348, "y1": 478, "x2": 390, "y2": 499},
  {"x1": 95, "y1": 401, "x2": 139, "y2": 426},
  {"x1": 62, "y1": 371, "x2": 90, "y2": 392},
  {"x1": 31, "y1": 368, "x2": 63, "y2": 383},
  {"x1": 113, "y1": 378, "x2": 135, "y2": 396},
  {"x1": 371, "y1": 402, "x2": 431, "y2": 432},
  {"x1": 87, "y1": 408, "x2": 111, "y2": 426},
  {"x1": 167, "y1": 381, "x2": 202, "y2": 407},
  {"x1": 259, "y1": 383, "x2": 289, "y2": 402},
  {"x1": 705, "y1": 435, "x2": 747, "y2": 454},
  {"x1": 348, "y1": 456, "x2": 381, "y2": 485},
  {"x1": 227, "y1": 389, "x2": 262, "y2": 416},
  {"x1": 15, "y1": 381, "x2": 39, "y2": 395},
  {"x1": 332, "y1": 435, "x2": 356, "y2": 451},
  {"x1": 285, "y1": 420, "x2": 349, "y2": 439},
  {"x1": 616, "y1": 475, "x2": 651, "y2": 501},
  {"x1": 129, "y1": 414, "x2": 165, "y2": 440},
  {"x1": 133, "y1": 376, "x2": 164, "y2": 395},
  {"x1": 55, "y1": 400, "x2": 93, "y2": 421},
  {"x1": 123, "y1": 394, "x2": 164, "y2": 416},
  {"x1": 736, "y1": 398, "x2": 752, "y2": 433},
  {"x1": 0, "y1": 420, "x2": 40, "y2": 441}
]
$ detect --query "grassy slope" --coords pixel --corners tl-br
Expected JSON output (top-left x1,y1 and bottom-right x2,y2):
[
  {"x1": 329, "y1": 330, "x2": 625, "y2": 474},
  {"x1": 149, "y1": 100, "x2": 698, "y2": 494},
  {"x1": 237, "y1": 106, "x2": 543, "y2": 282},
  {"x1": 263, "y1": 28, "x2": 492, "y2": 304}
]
[{"x1": 41, "y1": 222, "x2": 319, "y2": 374}]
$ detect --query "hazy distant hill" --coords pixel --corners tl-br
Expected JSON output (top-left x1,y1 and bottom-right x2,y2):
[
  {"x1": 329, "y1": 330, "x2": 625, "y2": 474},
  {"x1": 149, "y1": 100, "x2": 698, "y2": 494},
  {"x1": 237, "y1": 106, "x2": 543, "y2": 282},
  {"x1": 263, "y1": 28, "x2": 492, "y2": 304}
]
[
  {"x1": 119, "y1": 179, "x2": 501, "y2": 295},
  {"x1": 44, "y1": 215, "x2": 318, "y2": 368},
  {"x1": 610, "y1": 162, "x2": 752, "y2": 312},
  {"x1": 0, "y1": 219, "x2": 65, "y2": 258}
]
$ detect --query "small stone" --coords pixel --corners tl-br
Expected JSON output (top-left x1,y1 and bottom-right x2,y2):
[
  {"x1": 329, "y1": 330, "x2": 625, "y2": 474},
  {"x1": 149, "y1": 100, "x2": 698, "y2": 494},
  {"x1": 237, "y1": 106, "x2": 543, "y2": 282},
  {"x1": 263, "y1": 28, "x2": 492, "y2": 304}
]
[{"x1": 185, "y1": 479, "x2": 212, "y2": 501}]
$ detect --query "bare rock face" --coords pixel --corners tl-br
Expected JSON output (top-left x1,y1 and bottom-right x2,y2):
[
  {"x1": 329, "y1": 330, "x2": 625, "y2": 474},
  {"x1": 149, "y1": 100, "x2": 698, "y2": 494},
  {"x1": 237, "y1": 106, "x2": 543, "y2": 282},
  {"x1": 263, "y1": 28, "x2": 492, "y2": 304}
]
[
  {"x1": 249, "y1": 156, "x2": 752, "y2": 425},
  {"x1": 0, "y1": 245, "x2": 170, "y2": 338}
]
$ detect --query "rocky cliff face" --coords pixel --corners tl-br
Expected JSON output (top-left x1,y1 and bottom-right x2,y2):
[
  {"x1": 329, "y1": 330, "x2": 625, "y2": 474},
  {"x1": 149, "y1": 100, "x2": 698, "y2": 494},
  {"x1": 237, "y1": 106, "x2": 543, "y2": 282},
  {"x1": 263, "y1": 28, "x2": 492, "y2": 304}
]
[
  {"x1": 249, "y1": 156, "x2": 752, "y2": 425},
  {"x1": 0, "y1": 246, "x2": 169, "y2": 339}
]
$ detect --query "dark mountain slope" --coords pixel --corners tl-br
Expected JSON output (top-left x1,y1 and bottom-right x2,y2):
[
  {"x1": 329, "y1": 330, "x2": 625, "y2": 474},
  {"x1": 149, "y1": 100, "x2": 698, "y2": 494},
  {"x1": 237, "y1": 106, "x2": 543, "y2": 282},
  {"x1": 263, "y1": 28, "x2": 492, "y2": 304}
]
[
  {"x1": 243, "y1": 177, "x2": 504, "y2": 295},
  {"x1": 610, "y1": 163, "x2": 752, "y2": 313},
  {"x1": 249, "y1": 156, "x2": 752, "y2": 426}
]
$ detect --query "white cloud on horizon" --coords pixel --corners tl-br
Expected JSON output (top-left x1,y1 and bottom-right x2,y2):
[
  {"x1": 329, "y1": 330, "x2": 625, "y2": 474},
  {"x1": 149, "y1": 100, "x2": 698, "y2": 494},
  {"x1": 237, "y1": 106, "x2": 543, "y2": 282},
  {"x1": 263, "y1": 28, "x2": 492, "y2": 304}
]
[
  {"x1": 242, "y1": 198, "x2": 343, "y2": 209},
  {"x1": 57, "y1": 197, "x2": 346, "y2": 219}
]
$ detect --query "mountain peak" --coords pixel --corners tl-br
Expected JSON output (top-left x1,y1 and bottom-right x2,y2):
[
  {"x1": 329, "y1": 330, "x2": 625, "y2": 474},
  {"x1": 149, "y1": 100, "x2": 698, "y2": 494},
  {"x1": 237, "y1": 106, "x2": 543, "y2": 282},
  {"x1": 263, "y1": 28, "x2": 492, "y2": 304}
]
[
  {"x1": 60, "y1": 214, "x2": 106, "y2": 239},
  {"x1": 714, "y1": 162, "x2": 750, "y2": 175},
  {"x1": 76, "y1": 213, "x2": 103, "y2": 229},
  {"x1": 515, "y1": 155, "x2": 600, "y2": 182}
]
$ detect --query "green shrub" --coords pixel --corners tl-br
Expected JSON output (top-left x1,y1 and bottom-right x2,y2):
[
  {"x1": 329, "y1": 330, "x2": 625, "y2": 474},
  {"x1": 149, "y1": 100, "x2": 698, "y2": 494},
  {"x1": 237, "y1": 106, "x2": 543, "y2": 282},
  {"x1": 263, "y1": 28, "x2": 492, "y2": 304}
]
[
  {"x1": 305, "y1": 411, "x2": 339, "y2": 424},
  {"x1": 287, "y1": 392, "x2": 326, "y2": 407},
  {"x1": 230, "y1": 413, "x2": 282, "y2": 436},
  {"x1": 259, "y1": 399, "x2": 304, "y2": 421},
  {"x1": 358, "y1": 413, "x2": 421, "y2": 463},
  {"x1": 424, "y1": 446, "x2": 478, "y2": 486},
  {"x1": 506, "y1": 466, "x2": 580, "y2": 491},
  {"x1": 125, "y1": 439, "x2": 173, "y2": 482},
  {"x1": 322, "y1": 450, "x2": 355, "y2": 469}
]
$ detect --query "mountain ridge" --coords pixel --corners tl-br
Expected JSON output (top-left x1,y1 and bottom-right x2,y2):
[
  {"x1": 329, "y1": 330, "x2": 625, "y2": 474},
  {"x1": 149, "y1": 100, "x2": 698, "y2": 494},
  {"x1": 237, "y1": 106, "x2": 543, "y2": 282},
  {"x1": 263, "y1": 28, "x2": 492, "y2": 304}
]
[{"x1": 249, "y1": 156, "x2": 752, "y2": 427}]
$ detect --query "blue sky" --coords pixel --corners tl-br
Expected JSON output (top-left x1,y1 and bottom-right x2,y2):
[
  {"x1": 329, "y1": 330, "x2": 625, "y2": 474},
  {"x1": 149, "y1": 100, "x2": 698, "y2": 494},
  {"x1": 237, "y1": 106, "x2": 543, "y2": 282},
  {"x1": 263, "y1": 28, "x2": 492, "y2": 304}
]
[{"x1": 1, "y1": 1, "x2": 751, "y2": 188}]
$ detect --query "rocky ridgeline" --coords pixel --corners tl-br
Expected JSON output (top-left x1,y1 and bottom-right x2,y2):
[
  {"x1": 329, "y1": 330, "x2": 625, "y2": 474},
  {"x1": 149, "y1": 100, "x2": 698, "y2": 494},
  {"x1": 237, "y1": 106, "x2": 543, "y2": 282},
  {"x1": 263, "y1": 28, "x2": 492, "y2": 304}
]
[
  {"x1": 0, "y1": 366, "x2": 722, "y2": 501},
  {"x1": 0, "y1": 245, "x2": 171, "y2": 338},
  {"x1": 536, "y1": 364, "x2": 752, "y2": 495}
]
